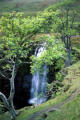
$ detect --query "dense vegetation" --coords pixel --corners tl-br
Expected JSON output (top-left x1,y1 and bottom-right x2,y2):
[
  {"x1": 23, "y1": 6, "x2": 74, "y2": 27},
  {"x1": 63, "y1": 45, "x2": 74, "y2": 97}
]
[
  {"x1": 0, "y1": 0, "x2": 80, "y2": 120},
  {"x1": 0, "y1": 61, "x2": 80, "y2": 120}
]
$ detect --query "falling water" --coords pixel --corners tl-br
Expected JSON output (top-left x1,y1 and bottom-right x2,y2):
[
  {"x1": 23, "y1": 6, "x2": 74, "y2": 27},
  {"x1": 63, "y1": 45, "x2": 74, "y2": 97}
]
[{"x1": 29, "y1": 47, "x2": 48, "y2": 105}]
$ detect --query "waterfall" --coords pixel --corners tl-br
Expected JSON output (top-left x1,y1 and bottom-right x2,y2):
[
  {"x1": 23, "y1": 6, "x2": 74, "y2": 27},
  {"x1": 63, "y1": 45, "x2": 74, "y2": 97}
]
[{"x1": 29, "y1": 47, "x2": 48, "y2": 105}]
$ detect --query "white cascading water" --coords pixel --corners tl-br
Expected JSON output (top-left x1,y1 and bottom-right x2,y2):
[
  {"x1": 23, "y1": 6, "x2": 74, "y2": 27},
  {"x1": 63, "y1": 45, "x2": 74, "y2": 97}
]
[{"x1": 29, "y1": 47, "x2": 48, "y2": 105}]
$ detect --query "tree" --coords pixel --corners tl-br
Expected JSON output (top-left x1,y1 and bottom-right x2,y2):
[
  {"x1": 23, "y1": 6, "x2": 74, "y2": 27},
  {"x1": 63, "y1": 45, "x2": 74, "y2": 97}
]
[
  {"x1": 0, "y1": 12, "x2": 45, "y2": 120},
  {"x1": 57, "y1": 0, "x2": 80, "y2": 66},
  {"x1": 0, "y1": 12, "x2": 66, "y2": 120},
  {"x1": 0, "y1": 12, "x2": 29, "y2": 120},
  {"x1": 30, "y1": 35, "x2": 66, "y2": 74},
  {"x1": 44, "y1": 0, "x2": 80, "y2": 66}
]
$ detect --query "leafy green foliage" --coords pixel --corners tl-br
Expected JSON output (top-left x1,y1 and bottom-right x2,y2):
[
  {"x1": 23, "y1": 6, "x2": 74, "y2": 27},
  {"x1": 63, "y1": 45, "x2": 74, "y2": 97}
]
[
  {"x1": 0, "y1": 61, "x2": 79, "y2": 120},
  {"x1": 45, "y1": 0, "x2": 80, "y2": 36},
  {"x1": 0, "y1": 11, "x2": 66, "y2": 79},
  {"x1": 0, "y1": 12, "x2": 44, "y2": 77},
  {"x1": 30, "y1": 35, "x2": 66, "y2": 74}
]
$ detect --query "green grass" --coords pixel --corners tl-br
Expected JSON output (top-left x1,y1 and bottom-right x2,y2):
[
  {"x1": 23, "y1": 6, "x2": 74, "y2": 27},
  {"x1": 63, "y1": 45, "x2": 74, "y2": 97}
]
[
  {"x1": 0, "y1": 61, "x2": 79, "y2": 120},
  {"x1": 0, "y1": 0, "x2": 80, "y2": 119},
  {"x1": 16, "y1": 61, "x2": 80, "y2": 120},
  {"x1": 46, "y1": 94, "x2": 80, "y2": 120}
]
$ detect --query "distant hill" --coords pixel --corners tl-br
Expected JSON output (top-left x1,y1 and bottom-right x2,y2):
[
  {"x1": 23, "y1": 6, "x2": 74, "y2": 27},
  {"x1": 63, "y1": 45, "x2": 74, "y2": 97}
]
[{"x1": 0, "y1": 0, "x2": 64, "y2": 16}]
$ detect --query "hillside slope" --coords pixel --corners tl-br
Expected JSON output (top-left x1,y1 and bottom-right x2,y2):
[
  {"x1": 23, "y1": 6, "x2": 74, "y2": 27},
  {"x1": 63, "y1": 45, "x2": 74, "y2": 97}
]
[
  {"x1": 0, "y1": 0, "x2": 64, "y2": 16},
  {"x1": 0, "y1": 61, "x2": 80, "y2": 120}
]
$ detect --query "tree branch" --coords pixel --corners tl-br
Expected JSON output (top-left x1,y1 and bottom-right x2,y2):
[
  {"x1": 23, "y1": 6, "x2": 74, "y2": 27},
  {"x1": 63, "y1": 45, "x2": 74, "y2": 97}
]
[
  {"x1": 8, "y1": 63, "x2": 16, "y2": 105},
  {"x1": 0, "y1": 92, "x2": 9, "y2": 109},
  {"x1": 0, "y1": 71, "x2": 9, "y2": 79}
]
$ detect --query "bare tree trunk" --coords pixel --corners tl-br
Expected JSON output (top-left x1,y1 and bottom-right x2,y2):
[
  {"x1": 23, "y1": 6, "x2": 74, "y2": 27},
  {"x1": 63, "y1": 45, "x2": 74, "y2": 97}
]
[
  {"x1": 63, "y1": 35, "x2": 72, "y2": 67},
  {"x1": 0, "y1": 64, "x2": 17, "y2": 120},
  {"x1": 8, "y1": 64, "x2": 17, "y2": 119}
]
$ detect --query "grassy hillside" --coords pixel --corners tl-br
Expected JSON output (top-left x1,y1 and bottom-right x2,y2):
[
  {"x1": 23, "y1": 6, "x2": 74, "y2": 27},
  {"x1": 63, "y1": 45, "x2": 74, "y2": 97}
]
[
  {"x1": 0, "y1": 0, "x2": 64, "y2": 16},
  {"x1": 0, "y1": 61, "x2": 80, "y2": 120},
  {"x1": 0, "y1": 1, "x2": 80, "y2": 120}
]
